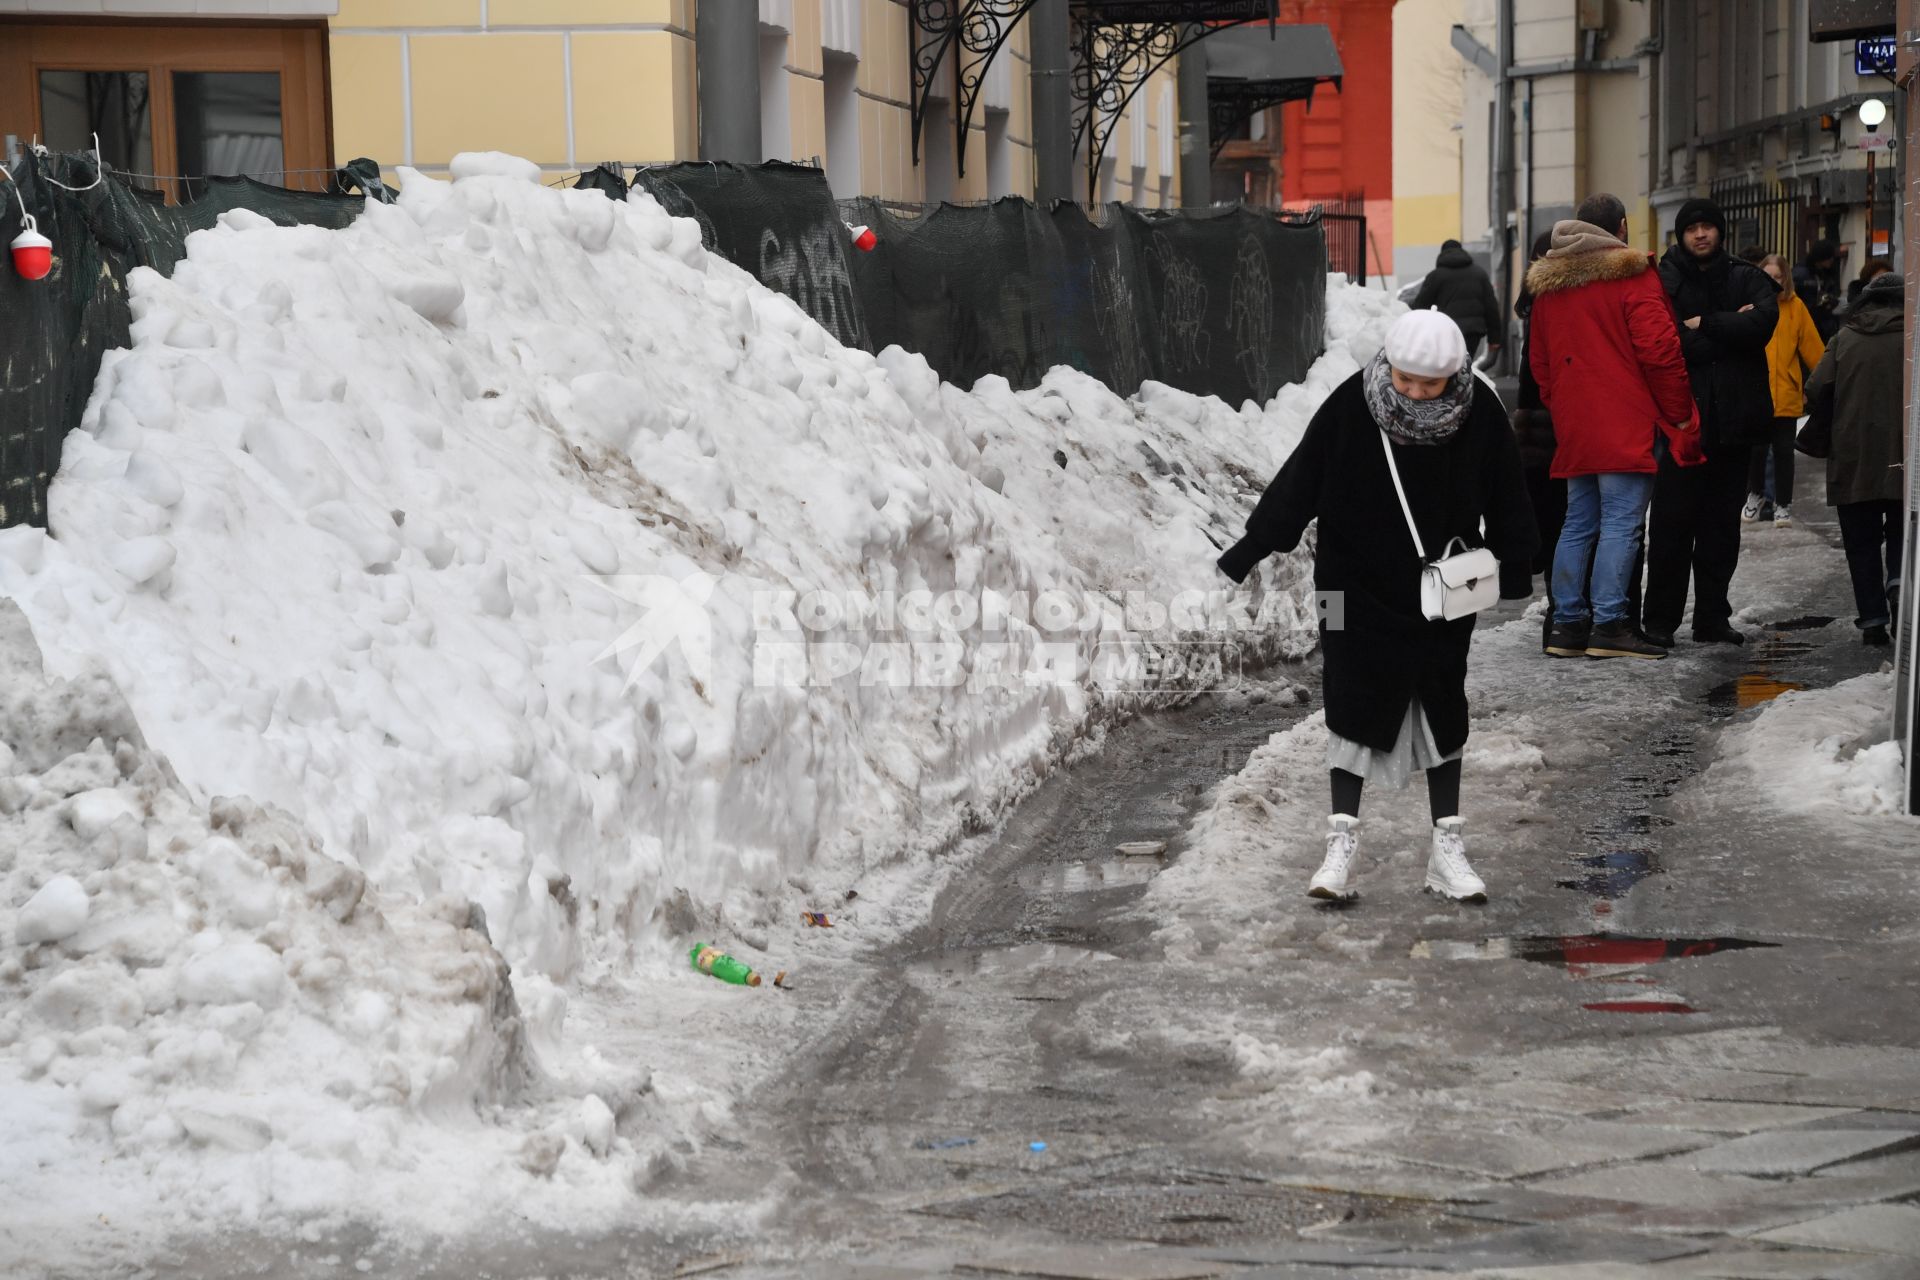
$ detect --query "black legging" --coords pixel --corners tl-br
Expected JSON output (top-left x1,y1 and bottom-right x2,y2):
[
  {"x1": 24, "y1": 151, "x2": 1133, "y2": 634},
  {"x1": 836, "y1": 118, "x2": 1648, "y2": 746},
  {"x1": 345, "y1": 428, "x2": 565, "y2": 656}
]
[
  {"x1": 1330, "y1": 758, "x2": 1462, "y2": 824},
  {"x1": 1746, "y1": 417, "x2": 1797, "y2": 506}
]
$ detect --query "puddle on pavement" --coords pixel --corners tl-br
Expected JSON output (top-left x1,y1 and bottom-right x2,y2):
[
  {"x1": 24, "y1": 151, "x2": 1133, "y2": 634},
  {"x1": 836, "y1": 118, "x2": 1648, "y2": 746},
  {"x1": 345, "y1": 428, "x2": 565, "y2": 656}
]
[
  {"x1": 1583, "y1": 999, "x2": 1700, "y2": 1014},
  {"x1": 1016, "y1": 855, "x2": 1164, "y2": 893},
  {"x1": 913, "y1": 942, "x2": 1117, "y2": 982},
  {"x1": 1768, "y1": 614, "x2": 1836, "y2": 631},
  {"x1": 1706, "y1": 672, "x2": 1808, "y2": 710},
  {"x1": 1411, "y1": 934, "x2": 1778, "y2": 970},
  {"x1": 1557, "y1": 850, "x2": 1660, "y2": 897}
]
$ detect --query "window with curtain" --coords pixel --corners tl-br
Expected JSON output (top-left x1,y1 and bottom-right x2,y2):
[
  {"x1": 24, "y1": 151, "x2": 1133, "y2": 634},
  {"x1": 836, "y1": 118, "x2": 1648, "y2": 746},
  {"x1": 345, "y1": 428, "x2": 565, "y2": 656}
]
[{"x1": 174, "y1": 71, "x2": 285, "y2": 195}]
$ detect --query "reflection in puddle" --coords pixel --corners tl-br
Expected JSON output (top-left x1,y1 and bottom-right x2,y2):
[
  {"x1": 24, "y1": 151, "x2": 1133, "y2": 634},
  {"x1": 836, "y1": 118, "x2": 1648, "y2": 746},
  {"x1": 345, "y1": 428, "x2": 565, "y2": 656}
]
[
  {"x1": 1016, "y1": 856, "x2": 1163, "y2": 893},
  {"x1": 1583, "y1": 999, "x2": 1700, "y2": 1014},
  {"x1": 1411, "y1": 934, "x2": 1777, "y2": 973},
  {"x1": 1558, "y1": 850, "x2": 1660, "y2": 898},
  {"x1": 1706, "y1": 673, "x2": 1808, "y2": 710}
]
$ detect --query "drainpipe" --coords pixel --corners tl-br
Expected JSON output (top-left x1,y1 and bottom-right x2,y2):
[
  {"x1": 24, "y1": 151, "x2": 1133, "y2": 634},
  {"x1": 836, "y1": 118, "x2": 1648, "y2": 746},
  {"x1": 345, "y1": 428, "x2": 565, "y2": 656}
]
[
  {"x1": 1491, "y1": 0, "x2": 1514, "y2": 371},
  {"x1": 1031, "y1": 0, "x2": 1073, "y2": 204},
  {"x1": 698, "y1": 0, "x2": 762, "y2": 162},
  {"x1": 1524, "y1": 78, "x2": 1535, "y2": 261},
  {"x1": 1177, "y1": 37, "x2": 1211, "y2": 208}
]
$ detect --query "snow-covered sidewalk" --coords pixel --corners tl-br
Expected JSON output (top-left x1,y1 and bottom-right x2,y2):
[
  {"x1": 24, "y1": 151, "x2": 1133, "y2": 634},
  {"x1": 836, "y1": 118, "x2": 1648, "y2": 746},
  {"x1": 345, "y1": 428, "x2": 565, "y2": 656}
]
[{"x1": 1, "y1": 153, "x2": 1400, "y2": 1269}]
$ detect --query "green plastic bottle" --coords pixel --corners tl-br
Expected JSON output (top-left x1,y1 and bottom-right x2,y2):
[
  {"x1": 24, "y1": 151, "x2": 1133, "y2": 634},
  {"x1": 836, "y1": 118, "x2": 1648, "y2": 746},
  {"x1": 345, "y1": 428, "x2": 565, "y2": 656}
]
[{"x1": 690, "y1": 943, "x2": 761, "y2": 987}]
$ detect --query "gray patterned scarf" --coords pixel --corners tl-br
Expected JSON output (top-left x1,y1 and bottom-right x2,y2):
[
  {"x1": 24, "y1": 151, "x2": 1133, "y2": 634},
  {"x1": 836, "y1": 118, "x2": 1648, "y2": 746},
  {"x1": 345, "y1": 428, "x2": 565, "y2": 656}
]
[{"x1": 1362, "y1": 351, "x2": 1473, "y2": 446}]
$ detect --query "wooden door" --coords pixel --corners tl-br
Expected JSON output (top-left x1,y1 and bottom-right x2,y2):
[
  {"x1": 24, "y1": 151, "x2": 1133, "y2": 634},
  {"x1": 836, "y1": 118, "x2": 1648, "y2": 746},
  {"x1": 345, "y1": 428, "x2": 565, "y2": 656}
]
[{"x1": 0, "y1": 19, "x2": 332, "y2": 198}]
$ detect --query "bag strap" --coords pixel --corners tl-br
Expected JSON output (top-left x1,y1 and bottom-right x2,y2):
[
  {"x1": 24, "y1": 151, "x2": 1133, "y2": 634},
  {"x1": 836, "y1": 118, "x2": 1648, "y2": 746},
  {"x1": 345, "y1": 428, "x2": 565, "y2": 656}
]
[{"x1": 1377, "y1": 428, "x2": 1427, "y2": 561}]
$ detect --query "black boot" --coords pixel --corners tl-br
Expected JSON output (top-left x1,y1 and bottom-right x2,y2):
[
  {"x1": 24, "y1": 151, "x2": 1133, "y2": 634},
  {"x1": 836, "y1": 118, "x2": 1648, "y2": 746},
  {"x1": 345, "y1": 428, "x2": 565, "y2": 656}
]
[
  {"x1": 1864, "y1": 624, "x2": 1891, "y2": 647},
  {"x1": 1587, "y1": 621, "x2": 1668, "y2": 660},
  {"x1": 1545, "y1": 620, "x2": 1591, "y2": 658},
  {"x1": 1692, "y1": 622, "x2": 1747, "y2": 645}
]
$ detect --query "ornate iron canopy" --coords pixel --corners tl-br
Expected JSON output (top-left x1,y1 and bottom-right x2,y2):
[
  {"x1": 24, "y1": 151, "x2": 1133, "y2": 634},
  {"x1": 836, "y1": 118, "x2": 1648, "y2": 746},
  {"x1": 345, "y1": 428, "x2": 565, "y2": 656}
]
[
  {"x1": 907, "y1": 0, "x2": 1340, "y2": 201},
  {"x1": 1070, "y1": 8, "x2": 1285, "y2": 203},
  {"x1": 1203, "y1": 23, "x2": 1343, "y2": 159},
  {"x1": 910, "y1": 0, "x2": 1044, "y2": 179}
]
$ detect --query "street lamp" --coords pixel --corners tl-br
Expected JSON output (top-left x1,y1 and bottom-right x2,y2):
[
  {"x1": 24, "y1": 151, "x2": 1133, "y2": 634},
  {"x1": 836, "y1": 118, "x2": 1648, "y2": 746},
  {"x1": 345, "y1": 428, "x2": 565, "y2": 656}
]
[{"x1": 1861, "y1": 99, "x2": 1890, "y2": 259}]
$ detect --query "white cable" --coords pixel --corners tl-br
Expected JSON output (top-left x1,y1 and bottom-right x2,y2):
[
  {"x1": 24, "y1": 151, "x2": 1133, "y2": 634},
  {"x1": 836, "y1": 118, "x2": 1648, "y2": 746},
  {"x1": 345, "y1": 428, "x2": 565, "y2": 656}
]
[
  {"x1": 28, "y1": 132, "x2": 105, "y2": 193},
  {"x1": 0, "y1": 163, "x2": 34, "y2": 230}
]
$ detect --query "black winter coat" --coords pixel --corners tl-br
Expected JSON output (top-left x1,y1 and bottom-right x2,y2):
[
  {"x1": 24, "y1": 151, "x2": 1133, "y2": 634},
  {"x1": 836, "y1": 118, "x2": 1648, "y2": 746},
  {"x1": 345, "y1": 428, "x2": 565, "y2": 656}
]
[
  {"x1": 1658, "y1": 246, "x2": 1778, "y2": 451},
  {"x1": 1793, "y1": 262, "x2": 1841, "y2": 340},
  {"x1": 1218, "y1": 374, "x2": 1537, "y2": 755},
  {"x1": 1413, "y1": 243, "x2": 1504, "y2": 344},
  {"x1": 1805, "y1": 292, "x2": 1906, "y2": 506}
]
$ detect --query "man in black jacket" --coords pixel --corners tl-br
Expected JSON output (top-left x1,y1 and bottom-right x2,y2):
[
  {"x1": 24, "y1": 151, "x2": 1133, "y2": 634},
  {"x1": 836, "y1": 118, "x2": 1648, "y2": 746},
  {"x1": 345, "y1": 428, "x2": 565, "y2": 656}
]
[
  {"x1": 1794, "y1": 239, "x2": 1842, "y2": 341},
  {"x1": 1413, "y1": 240, "x2": 1504, "y2": 361},
  {"x1": 1643, "y1": 197, "x2": 1778, "y2": 647}
]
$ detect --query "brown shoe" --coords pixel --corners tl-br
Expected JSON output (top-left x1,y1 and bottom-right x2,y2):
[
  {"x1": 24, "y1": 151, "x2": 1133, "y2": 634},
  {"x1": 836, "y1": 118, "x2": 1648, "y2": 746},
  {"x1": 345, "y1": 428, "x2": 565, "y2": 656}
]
[{"x1": 1586, "y1": 621, "x2": 1667, "y2": 660}]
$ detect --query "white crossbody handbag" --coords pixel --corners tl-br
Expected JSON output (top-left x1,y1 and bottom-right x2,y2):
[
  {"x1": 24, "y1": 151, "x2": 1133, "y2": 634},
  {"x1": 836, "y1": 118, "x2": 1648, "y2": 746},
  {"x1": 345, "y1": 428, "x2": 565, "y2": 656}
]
[{"x1": 1378, "y1": 428, "x2": 1500, "y2": 622}]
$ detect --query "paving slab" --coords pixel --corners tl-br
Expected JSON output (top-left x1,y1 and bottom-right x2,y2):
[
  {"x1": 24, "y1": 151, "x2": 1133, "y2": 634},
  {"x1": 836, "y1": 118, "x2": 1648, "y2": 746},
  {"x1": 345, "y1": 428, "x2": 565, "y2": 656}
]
[
  {"x1": 1304, "y1": 1214, "x2": 1509, "y2": 1250},
  {"x1": 1529, "y1": 1163, "x2": 1777, "y2": 1210},
  {"x1": 957, "y1": 1245, "x2": 1225, "y2": 1279},
  {"x1": 1748, "y1": 1204, "x2": 1920, "y2": 1255},
  {"x1": 1335, "y1": 1122, "x2": 1711, "y2": 1181},
  {"x1": 1234, "y1": 1268, "x2": 1442, "y2": 1280},
  {"x1": 1684, "y1": 1129, "x2": 1920, "y2": 1177},
  {"x1": 1648, "y1": 1247, "x2": 1880, "y2": 1278},
  {"x1": 1258, "y1": 1161, "x2": 1500, "y2": 1204},
  {"x1": 1473, "y1": 1082, "x2": 1666, "y2": 1118},
  {"x1": 1602, "y1": 1103, "x2": 1861, "y2": 1136},
  {"x1": 1468, "y1": 1263, "x2": 1653, "y2": 1279},
  {"x1": 1779, "y1": 1110, "x2": 1920, "y2": 1133},
  {"x1": 1722, "y1": 1078, "x2": 1920, "y2": 1110},
  {"x1": 1361, "y1": 1223, "x2": 1705, "y2": 1272}
]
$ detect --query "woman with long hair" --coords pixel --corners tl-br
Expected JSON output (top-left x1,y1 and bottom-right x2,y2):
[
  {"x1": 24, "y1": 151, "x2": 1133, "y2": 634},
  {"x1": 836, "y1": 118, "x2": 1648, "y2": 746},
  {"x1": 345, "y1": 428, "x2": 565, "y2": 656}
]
[{"x1": 1744, "y1": 254, "x2": 1825, "y2": 527}]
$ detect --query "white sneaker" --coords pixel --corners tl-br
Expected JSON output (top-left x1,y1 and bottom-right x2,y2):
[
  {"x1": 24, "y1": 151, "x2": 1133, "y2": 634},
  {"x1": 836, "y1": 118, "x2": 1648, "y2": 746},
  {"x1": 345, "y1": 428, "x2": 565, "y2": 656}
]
[
  {"x1": 1310, "y1": 815, "x2": 1359, "y2": 900},
  {"x1": 1773, "y1": 505, "x2": 1792, "y2": 528},
  {"x1": 1425, "y1": 817, "x2": 1487, "y2": 902},
  {"x1": 1741, "y1": 494, "x2": 1767, "y2": 522}
]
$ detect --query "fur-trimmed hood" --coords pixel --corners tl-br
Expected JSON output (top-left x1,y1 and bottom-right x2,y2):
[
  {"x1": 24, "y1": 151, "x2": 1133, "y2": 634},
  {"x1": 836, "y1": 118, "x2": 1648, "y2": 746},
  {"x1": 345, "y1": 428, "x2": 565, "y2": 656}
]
[{"x1": 1523, "y1": 220, "x2": 1652, "y2": 297}]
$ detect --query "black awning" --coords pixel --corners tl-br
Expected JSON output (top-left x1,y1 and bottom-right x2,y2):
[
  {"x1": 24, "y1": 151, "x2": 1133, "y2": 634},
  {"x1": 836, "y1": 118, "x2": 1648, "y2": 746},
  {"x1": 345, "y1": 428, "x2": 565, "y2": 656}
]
[
  {"x1": 1204, "y1": 22, "x2": 1344, "y2": 88},
  {"x1": 1073, "y1": 0, "x2": 1277, "y2": 25}
]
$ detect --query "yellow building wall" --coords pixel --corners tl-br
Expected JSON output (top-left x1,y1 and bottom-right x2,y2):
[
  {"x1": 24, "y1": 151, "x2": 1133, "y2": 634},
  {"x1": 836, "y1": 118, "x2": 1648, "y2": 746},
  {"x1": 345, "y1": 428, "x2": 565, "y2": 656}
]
[
  {"x1": 1392, "y1": 0, "x2": 1465, "y2": 281},
  {"x1": 325, "y1": 0, "x2": 1180, "y2": 206},
  {"x1": 327, "y1": 0, "x2": 698, "y2": 178}
]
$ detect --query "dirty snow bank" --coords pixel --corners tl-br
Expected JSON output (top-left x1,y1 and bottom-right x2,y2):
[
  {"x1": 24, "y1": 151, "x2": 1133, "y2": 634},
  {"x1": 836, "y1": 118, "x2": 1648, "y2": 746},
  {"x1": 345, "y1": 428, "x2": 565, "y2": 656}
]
[
  {"x1": 0, "y1": 148, "x2": 1398, "y2": 1257},
  {"x1": 1708, "y1": 671, "x2": 1907, "y2": 817},
  {"x1": 0, "y1": 601, "x2": 674, "y2": 1270}
]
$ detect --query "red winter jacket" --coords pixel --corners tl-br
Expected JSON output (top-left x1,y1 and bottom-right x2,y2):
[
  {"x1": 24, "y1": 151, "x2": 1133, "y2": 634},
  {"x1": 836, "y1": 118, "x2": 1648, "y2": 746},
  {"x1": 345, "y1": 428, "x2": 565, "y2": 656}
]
[{"x1": 1525, "y1": 236, "x2": 1702, "y2": 477}]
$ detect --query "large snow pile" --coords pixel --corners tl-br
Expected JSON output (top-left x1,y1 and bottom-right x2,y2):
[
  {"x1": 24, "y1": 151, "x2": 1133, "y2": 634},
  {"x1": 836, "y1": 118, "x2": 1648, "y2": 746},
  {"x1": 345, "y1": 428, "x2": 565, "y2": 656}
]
[
  {"x1": 0, "y1": 151, "x2": 1398, "y2": 1255},
  {"x1": 1707, "y1": 670, "x2": 1907, "y2": 817},
  {"x1": 0, "y1": 600, "x2": 665, "y2": 1267}
]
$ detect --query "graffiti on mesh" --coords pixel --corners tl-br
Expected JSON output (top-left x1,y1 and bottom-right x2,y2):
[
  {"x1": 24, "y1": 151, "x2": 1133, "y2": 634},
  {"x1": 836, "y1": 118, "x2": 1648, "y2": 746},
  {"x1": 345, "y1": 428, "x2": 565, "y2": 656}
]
[
  {"x1": 639, "y1": 180, "x2": 719, "y2": 254},
  {"x1": 1091, "y1": 250, "x2": 1147, "y2": 394},
  {"x1": 1148, "y1": 233, "x2": 1211, "y2": 375},
  {"x1": 1229, "y1": 233, "x2": 1274, "y2": 397},
  {"x1": 758, "y1": 227, "x2": 867, "y2": 350}
]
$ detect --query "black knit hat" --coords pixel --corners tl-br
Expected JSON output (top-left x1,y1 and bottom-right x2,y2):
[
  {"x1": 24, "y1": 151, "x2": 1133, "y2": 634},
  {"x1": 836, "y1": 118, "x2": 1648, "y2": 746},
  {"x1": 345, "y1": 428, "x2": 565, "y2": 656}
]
[{"x1": 1673, "y1": 197, "x2": 1726, "y2": 241}]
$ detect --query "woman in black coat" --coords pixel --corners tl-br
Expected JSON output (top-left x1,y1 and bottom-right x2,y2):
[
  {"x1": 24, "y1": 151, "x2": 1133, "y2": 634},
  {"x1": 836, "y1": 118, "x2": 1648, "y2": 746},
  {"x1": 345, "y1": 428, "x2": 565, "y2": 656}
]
[{"x1": 1217, "y1": 310, "x2": 1537, "y2": 903}]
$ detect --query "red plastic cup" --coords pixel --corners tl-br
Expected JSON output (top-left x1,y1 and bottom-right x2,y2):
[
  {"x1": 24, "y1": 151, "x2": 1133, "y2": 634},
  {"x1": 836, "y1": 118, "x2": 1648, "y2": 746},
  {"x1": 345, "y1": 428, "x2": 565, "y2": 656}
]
[{"x1": 10, "y1": 224, "x2": 51, "y2": 281}]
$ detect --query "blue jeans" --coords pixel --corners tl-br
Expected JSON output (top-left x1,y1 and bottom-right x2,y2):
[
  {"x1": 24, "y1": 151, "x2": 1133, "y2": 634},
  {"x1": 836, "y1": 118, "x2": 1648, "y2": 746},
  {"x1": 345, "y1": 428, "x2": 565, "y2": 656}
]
[{"x1": 1553, "y1": 473, "x2": 1656, "y2": 626}]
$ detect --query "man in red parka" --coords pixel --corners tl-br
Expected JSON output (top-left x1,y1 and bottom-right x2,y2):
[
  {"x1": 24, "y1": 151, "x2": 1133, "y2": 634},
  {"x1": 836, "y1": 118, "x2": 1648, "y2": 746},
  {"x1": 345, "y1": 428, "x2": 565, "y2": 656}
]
[{"x1": 1525, "y1": 193, "x2": 1701, "y2": 661}]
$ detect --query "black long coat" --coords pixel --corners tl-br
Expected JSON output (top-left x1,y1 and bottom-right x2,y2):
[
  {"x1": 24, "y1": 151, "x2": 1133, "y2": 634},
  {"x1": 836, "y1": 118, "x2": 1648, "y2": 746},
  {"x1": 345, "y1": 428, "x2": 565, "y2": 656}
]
[
  {"x1": 1658, "y1": 246, "x2": 1778, "y2": 451},
  {"x1": 1219, "y1": 373, "x2": 1537, "y2": 755}
]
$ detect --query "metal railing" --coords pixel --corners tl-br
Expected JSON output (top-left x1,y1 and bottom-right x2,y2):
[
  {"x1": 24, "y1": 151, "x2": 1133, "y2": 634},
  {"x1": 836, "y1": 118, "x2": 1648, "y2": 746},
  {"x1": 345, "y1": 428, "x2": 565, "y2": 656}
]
[{"x1": 1710, "y1": 178, "x2": 1808, "y2": 261}]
